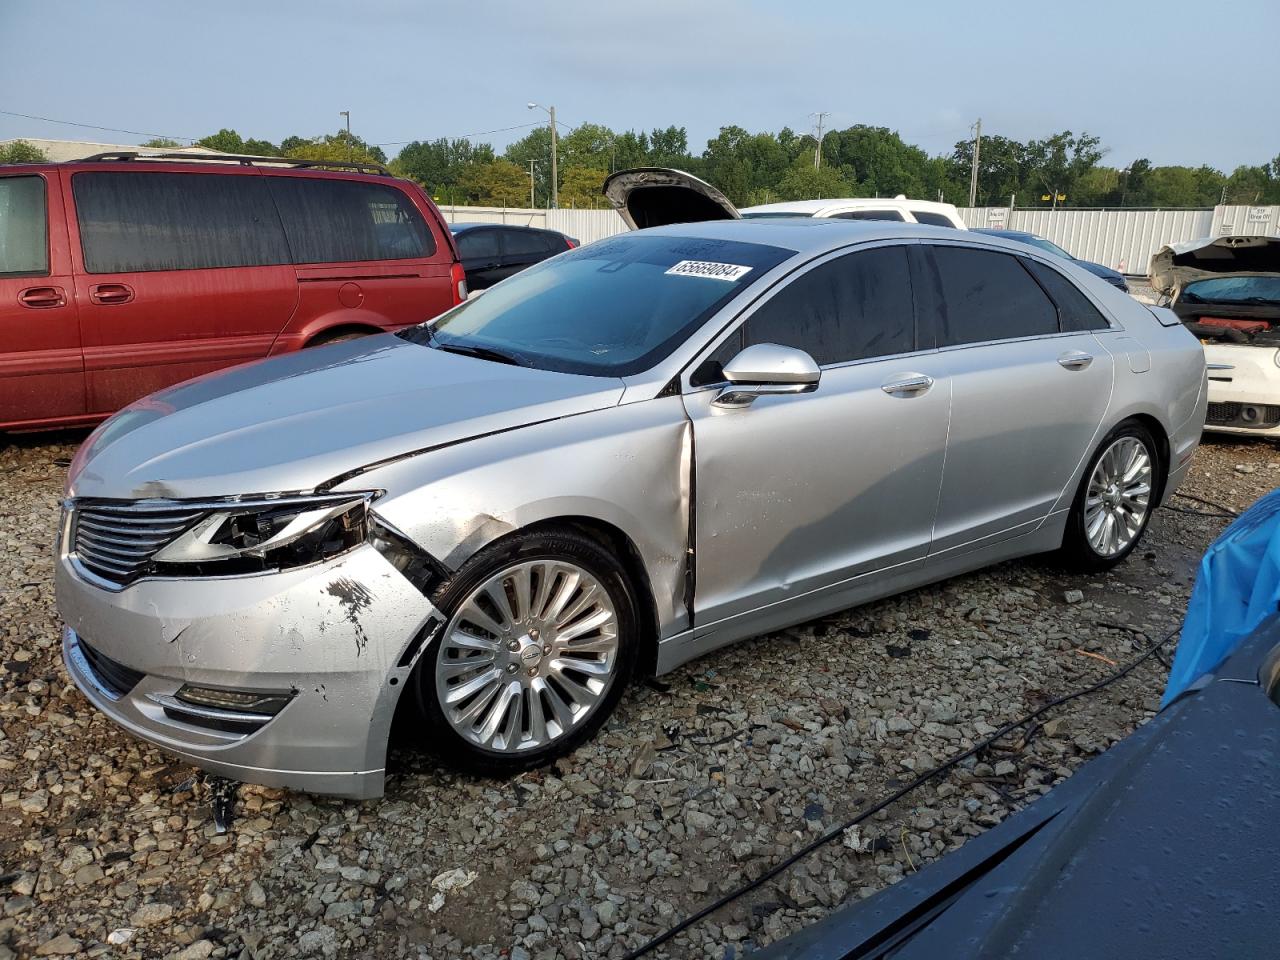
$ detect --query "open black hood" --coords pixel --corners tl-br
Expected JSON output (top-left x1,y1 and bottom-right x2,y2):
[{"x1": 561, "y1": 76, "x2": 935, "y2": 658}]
[{"x1": 602, "y1": 167, "x2": 740, "y2": 230}]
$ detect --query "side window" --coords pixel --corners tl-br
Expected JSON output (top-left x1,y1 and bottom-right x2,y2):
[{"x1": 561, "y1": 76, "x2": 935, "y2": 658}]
[
  {"x1": 0, "y1": 176, "x2": 49, "y2": 277},
  {"x1": 929, "y1": 246, "x2": 1058, "y2": 346},
  {"x1": 743, "y1": 246, "x2": 915, "y2": 366},
  {"x1": 832, "y1": 209, "x2": 906, "y2": 222},
  {"x1": 268, "y1": 177, "x2": 435, "y2": 264},
  {"x1": 540, "y1": 231, "x2": 568, "y2": 254},
  {"x1": 72, "y1": 172, "x2": 291, "y2": 273},
  {"x1": 911, "y1": 211, "x2": 956, "y2": 228},
  {"x1": 1022, "y1": 257, "x2": 1111, "y2": 331},
  {"x1": 503, "y1": 229, "x2": 548, "y2": 257},
  {"x1": 455, "y1": 229, "x2": 500, "y2": 261}
]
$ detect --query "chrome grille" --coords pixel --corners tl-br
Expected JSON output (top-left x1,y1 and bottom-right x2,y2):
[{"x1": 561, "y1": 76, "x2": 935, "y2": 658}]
[{"x1": 71, "y1": 503, "x2": 205, "y2": 586}]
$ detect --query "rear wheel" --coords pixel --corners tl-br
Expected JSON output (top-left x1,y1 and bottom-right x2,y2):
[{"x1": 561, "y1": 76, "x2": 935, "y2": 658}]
[
  {"x1": 412, "y1": 530, "x2": 637, "y2": 775},
  {"x1": 1059, "y1": 421, "x2": 1161, "y2": 571}
]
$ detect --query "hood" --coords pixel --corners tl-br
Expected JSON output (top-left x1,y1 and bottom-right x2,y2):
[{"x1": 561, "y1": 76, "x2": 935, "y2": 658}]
[
  {"x1": 602, "y1": 167, "x2": 739, "y2": 230},
  {"x1": 1149, "y1": 234, "x2": 1280, "y2": 298},
  {"x1": 69, "y1": 334, "x2": 624, "y2": 501}
]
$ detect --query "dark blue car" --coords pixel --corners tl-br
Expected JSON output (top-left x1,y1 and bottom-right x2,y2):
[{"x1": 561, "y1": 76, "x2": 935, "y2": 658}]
[{"x1": 974, "y1": 228, "x2": 1129, "y2": 292}]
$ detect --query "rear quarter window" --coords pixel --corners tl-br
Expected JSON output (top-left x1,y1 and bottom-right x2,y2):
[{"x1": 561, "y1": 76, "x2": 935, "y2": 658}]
[
  {"x1": 1022, "y1": 258, "x2": 1111, "y2": 331},
  {"x1": 911, "y1": 211, "x2": 957, "y2": 228},
  {"x1": 267, "y1": 176, "x2": 435, "y2": 264}
]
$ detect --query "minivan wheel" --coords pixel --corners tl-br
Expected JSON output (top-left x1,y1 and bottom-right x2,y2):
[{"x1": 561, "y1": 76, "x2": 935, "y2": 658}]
[
  {"x1": 414, "y1": 530, "x2": 638, "y2": 775},
  {"x1": 1060, "y1": 421, "x2": 1160, "y2": 571}
]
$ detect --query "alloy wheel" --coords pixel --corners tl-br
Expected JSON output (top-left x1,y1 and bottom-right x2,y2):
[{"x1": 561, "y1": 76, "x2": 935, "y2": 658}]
[
  {"x1": 435, "y1": 559, "x2": 620, "y2": 753},
  {"x1": 1084, "y1": 436, "x2": 1153, "y2": 557}
]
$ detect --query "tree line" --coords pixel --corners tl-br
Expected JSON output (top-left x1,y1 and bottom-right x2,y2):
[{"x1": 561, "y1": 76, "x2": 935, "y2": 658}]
[{"x1": 3, "y1": 124, "x2": 1278, "y2": 210}]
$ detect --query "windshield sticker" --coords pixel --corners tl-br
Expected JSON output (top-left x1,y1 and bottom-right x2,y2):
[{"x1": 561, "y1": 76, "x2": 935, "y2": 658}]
[{"x1": 665, "y1": 260, "x2": 753, "y2": 282}]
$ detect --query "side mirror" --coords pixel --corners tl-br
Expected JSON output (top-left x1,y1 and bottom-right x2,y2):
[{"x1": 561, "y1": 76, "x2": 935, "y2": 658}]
[{"x1": 714, "y1": 343, "x2": 821, "y2": 408}]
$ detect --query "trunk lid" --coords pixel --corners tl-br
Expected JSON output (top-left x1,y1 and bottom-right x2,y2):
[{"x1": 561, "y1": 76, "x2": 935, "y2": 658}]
[{"x1": 1149, "y1": 235, "x2": 1280, "y2": 299}]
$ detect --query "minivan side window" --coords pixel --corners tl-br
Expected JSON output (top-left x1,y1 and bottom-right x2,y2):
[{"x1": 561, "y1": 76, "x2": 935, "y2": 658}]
[
  {"x1": 912, "y1": 211, "x2": 956, "y2": 228},
  {"x1": 832, "y1": 209, "x2": 906, "y2": 222},
  {"x1": 73, "y1": 172, "x2": 291, "y2": 273},
  {"x1": 743, "y1": 246, "x2": 915, "y2": 366},
  {"x1": 928, "y1": 246, "x2": 1058, "y2": 345},
  {"x1": 0, "y1": 176, "x2": 48, "y2": 277},
  {"x1": 1021, "y1": 257, "x2": 1111, "y2": 332},
  {"x1": 268, "y1": 177, "x2": 435, "y2": 264}
]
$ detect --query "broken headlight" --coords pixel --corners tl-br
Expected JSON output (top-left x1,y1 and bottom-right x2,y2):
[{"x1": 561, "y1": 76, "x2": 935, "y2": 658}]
[{"x1": 152, "y1": 493, "x2": 374, "y2": 575}]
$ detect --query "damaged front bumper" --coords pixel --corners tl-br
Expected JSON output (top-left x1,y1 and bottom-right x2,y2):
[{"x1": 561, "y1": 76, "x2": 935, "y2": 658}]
[
  {"x1": 1203, "y1": 343, "x2": 1280, "y2": 435},
  {"x1": 56, "y1": 543, "x2": 439, "y2": 799}
]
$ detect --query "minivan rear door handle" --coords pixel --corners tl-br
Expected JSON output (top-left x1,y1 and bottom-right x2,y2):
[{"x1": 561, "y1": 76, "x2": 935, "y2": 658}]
[
  {"x1": 1058, "y1": 350, "x2": 1093, "y2": 370},
  {"x1": 90, "y1": 283, "x2": 134, "y2": 305},
  {"x1": 18, "y1": 286, "x2": 66, "y2": 308}
]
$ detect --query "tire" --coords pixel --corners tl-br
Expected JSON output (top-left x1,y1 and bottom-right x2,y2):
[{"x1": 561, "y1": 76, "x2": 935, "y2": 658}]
[
  {"x1": 306, "y1": 330, "x2": 372, "y2": 347},
  {"x1": 411, "y1": 529, "x2": 638, "y2": 775},
  {"x1": 1059, "y1": 420, "x2": 1162, "y2": 572}
]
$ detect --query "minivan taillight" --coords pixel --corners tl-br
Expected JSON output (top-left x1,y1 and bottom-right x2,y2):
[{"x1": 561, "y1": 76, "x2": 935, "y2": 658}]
[{"x1": 450, "y1": 261, "x2": 468, "y2": 304}]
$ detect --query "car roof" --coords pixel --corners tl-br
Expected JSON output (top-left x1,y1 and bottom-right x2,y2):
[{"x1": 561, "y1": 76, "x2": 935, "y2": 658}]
[
  {"x1": 973, "y1": 228, "x2": 1035, "y2": 239},
  {"x1": 740, "y1": 197, "x2": 961, "y2": 216},
  {"x1": 449, "y1": 222, "x2": 548, "y2": 234},
  {"x1": 633, "y1": 217, "x2": 1016, "y2": 256}
]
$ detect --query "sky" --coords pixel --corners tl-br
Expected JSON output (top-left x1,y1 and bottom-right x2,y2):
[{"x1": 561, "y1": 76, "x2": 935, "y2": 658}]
[{"x1": 1, "y1": 0, "x2": 1276, "y2": 171}]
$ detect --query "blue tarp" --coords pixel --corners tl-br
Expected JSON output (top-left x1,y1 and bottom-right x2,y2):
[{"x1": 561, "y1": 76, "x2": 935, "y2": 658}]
[{"x1": 1163, "y1": 487, "x2": 1280, "y2": 706}]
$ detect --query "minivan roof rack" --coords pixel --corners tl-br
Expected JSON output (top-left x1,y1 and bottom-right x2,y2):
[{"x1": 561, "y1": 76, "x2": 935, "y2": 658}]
[{"x1": 75, "y1": 151, "x2": 393, "y2": 177}]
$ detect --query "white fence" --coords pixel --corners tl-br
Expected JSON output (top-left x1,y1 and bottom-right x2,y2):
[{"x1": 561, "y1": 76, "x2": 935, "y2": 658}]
[{"x1": 440, "y1": 203, "x2": 1279, "y2": 276}]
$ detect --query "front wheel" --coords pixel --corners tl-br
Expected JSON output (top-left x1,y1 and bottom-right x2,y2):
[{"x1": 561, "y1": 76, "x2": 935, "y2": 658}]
[
  {"x1": 1059, "y1": 421, "x2": 1161, "y2": 571},
  {"x1": 412, "y1": 530, "x2": 637, "y2": 775}
]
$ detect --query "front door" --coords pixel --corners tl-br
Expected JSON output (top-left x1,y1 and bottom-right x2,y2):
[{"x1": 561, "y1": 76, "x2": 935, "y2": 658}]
[
  {"x1": 0, "y1": 171, "x2": 85, "y2": 426},
  {"x1": 919, "y1": 244, "x2": 1115, "y2": 555},
  {"x1": 685, "y1": 243, "x2": 951, "y2": 629},
  {"x1": 64, "y1": 167, "x2": 297, "y2": 415}
]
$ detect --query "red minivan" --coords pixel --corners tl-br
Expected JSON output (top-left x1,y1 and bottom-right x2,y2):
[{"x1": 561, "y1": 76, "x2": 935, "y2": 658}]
[{"x1": 0, "y1": 153, "x2": 466, "y2": 430}]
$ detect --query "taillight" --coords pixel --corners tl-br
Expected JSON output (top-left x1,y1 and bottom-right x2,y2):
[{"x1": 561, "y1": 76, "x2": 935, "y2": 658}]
[
  {"x1": 565, "y1": 237, "x2": 578, "y2": 249},
  {"x1": 450, "y1": 261, "x2": 468, "y2": 304}
]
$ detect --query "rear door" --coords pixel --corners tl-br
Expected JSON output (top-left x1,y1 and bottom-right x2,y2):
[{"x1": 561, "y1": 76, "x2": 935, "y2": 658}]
[
  {"x1": 453, "y1": 227, "x2": 504, "y2": 291},
  {"x1": 0, "y1": 171, "x2": 85, "y2": 425},
  {"x1": 66, "y1": 167, "x2": 298, "y2": 414},
  {"x1": 920, "y1": 244, "x2": 1114, "y2": 556},
  {"x1": 266, "y1": 173, "x2": 456, "y2": 343}
]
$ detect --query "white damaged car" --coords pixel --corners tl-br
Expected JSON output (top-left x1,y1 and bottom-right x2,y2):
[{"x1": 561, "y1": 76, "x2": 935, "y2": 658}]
[{"x1": 1151, "y1": 235, "x2": 1280, "y2": 436}]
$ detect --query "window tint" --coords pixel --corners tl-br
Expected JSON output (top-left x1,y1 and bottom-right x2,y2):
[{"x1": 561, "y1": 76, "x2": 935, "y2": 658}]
[
  {"x1": 73, "y1": 172, "x2": 291, "y2": 273},
  {"x1": 542, "y1": 232, "x2": 569, "y2": 254},
  {"x1": 832, "y1": 209, "x2": 905, "y2": 222},
  {"x1": 455, "y1": 229, "x2": 500, "y2": 261},
  {"x1": 503, "y1": 229, "x2": 550, "y2": 257},
  {"x1": 929, "y1": 246, "x2": 1058, "y2": 345},
  {"x1": 1022, "y1": 258, "x2": 1110, "y2": 331},
  {"x1": 744, "y1": 246, "x2": 915, "y2": 366},
  {"x1": 0, "y1": 176, "x2": 48, "y2": 277},
  {"x1": 268, "y1": 177, "x2": 434, "y2": 264},
  {"x1": 911, "y1": 211, "x2": 955, "y2": 228}
]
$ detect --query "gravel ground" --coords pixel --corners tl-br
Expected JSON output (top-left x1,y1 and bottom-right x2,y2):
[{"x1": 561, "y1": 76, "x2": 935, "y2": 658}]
[{"x1": 1, "y1": 430, "x2": 1274, "y2": 960}]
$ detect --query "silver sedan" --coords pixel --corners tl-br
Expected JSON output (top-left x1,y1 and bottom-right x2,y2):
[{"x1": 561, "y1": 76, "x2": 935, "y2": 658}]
[{"x1": 56, "y1": 208, "x2": 1207, "y2": 798}]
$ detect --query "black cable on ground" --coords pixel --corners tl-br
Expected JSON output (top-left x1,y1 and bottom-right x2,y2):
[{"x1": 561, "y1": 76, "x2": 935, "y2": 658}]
[
  {"x1": 621, "y1": 624, "x2": 1182, "y2": 959},
  {"x1": 1169, "y1": 491, "x2": 1240, "y2": 517}
]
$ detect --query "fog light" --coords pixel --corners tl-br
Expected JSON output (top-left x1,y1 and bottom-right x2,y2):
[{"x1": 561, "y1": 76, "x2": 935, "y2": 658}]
[
  {"x1": 175, "y1": 685, "x2": 292, "y2": 716},
  {"x1": 1242, "y1": 406, "x2": 1261, "y2": 424}
]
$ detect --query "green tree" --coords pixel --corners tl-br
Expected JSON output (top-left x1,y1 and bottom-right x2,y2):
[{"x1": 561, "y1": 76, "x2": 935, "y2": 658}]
[
  {"x1": 140, "y1": 137, "x2": 182, "y2": 149},
  {"x1": 1023, "y1": 131, "x2": 1106, "y2": 206},
  {"x1": 197, "y1": 128, "x2": 246, "y2": 153},
  {"x1": 283, "y1": 130, "x2": 387, "y2": 166},
  {"x1": 559, "y1": 165, "x2": 608, "y2": 208},
  {"x1": 0, "y1": 140, "x2": 48, "y2": 164},
  {"x1": 775, "y1": 157, "x2": 853, "y2": 201},
  {"x1": 457, "y1": 159, "x2": 529, "y2": 207},
  {"x1": 242, "y1": 138, "x2": 280, "y2": 157}
]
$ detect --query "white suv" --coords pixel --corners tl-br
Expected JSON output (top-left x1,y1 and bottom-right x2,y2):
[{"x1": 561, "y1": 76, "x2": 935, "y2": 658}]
[{"x1": 740, "y1": 196, "x2": 966, "y2": 229}]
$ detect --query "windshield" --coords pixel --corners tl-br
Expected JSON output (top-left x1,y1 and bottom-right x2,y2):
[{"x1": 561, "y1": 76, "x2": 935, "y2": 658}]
[
  {"x1": 402, "y1": 233, "x2": 793, "y2": 376},
  {"x1": 1023, "y1": 236, "x2": 1073, "y2": 259},
  {"x1": 1182, "y1": 276, "x2": 1280, "y2": 305}
]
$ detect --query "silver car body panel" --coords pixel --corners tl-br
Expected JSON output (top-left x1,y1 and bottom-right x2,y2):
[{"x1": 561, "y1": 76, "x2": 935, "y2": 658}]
[{"x1": 57, "y1": 219, "x2": 1207, "y2": 797}]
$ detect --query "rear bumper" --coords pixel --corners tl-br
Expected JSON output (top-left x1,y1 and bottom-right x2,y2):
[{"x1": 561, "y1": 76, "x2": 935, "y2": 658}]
[{"x1": 56, "y1": 544, "x2": 439, "y2": 799}]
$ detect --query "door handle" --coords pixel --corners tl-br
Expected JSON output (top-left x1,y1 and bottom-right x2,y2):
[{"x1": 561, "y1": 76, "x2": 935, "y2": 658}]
[
  {"x1": 1058, "y1": 351, "x2": 1093, "y2": 370},
  {"x1": 18, "y1": 286, "x2": 66, "y2": 308},
  {"x1": 881, "y1": 374, "x2": 934, "y2": 396},
  {"x1": 90, "y1": 283, "x2": 134, "y2": 305}
]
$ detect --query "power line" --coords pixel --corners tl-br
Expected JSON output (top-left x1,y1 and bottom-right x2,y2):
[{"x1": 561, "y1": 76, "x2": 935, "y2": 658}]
[
  {"x1": 375, "y1": 120, "x2": 554, "y2": 148},
  {"x1": 0, "y1": 108, "x2": 194, "y2": 143}
]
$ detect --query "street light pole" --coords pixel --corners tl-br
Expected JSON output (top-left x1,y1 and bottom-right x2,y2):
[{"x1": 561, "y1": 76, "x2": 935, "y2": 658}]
[
  {"x1": 968, "y1": 117, "x2": 982, "y2": 208},
  {"x1": 528, "y1": 102, "x2": 558, "y2": 208},
  {"x1": 340, "y1": 110, "x2": 351, "y2": 161},
  {"x1": 527, "y1": 159, "x2": 538, "y2": 209}
]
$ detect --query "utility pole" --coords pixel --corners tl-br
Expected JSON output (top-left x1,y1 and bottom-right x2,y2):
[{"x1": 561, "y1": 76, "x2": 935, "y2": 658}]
[
  {"x1": 968, "y1": 118, "x2": 982, "y2": 207},
  {"x1": 527, "y1": 159, "x2": 538, "y2": 209},
  {"x1": 527, "y1": 102, "x2": 559, "y2": 208},
  {"x1": 810, "y1": 111, "x2": 830, "y2": 170},
  {"x1": 340, "y1": 111, "x2": 351, "y2": 161}
]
